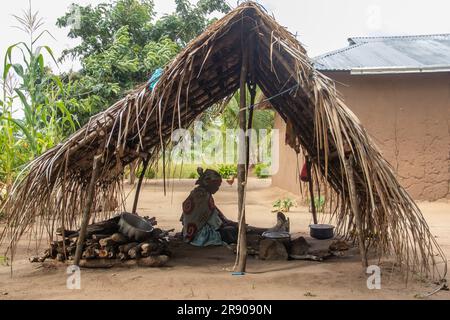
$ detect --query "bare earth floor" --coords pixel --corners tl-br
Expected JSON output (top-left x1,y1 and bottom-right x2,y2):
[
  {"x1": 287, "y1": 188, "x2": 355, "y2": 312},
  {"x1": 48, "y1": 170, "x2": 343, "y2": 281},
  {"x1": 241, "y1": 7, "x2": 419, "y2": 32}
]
[{"x1": 1, "y1": 178, "x2": 449, "y2": 300}]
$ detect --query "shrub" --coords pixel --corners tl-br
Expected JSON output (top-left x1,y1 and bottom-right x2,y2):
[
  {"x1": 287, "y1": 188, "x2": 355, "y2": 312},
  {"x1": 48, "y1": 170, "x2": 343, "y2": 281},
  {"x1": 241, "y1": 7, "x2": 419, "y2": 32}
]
[
  {"x1": 272, "y1": 197, "x2": 296, "y2": 212},
  {"x1": 144, "y1": 167, "x2": 156, "y2": 179},
  {"x1": 135, "y1": 166, "x2": 156, "y2": 179},
  {"x1": 314, "y1": 196, "x2": 326, "y2": 212},
  {"x1": 217, "y1": 164, "x2": 237, "y2": 178},
  {"x1": 254, "y1": 163, "x2": 270, "y2": 178},
  {"x1": 188, "y1": 171, "x2": 199, "y2": 179},
  {"x1": 304, "y1": 196, "x2": 326, "y2": 212}
]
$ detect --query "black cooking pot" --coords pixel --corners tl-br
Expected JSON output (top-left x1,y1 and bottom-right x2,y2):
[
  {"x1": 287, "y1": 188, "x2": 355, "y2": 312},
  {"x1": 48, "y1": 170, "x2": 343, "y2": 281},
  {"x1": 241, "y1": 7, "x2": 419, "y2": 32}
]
[{"x1": 309, "y1": 224, "x2": 334, "y2": 240}]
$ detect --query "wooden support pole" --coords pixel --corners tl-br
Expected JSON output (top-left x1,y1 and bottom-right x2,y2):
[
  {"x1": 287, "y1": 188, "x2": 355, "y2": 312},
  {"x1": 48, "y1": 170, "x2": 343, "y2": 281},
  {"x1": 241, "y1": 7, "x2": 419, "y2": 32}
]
[
  {"x1": 346, "y1": 156, "x2": 368, "y2": 268},
  {"x1": 246, "y1": 83, "x2": 256, "y2": 169},
  {"x1": 128, "y1": 162, "x2": 136, "y2": 185},
  {"x1": 246, "y1": 37, "x2": 256, "y2": 169},
  {"x1": 236, "y1": 41, "x2": 249, "y2": 273},
  {"x1": 74, "y1": 154, "x2": 102, "y2": 266},
  {"x1": 132, "y1": 158, "x2": 149, "y2": 215},
  {"x1": 306, "y1": 156, "x2": 318, "y2": 225}
]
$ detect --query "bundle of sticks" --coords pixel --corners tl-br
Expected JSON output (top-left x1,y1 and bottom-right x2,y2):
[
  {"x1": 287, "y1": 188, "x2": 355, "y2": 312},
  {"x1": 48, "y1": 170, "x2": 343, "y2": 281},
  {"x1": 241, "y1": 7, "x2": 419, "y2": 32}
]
[{"x1": 30, "y1": 215, "x2": 172, "y2": 267}]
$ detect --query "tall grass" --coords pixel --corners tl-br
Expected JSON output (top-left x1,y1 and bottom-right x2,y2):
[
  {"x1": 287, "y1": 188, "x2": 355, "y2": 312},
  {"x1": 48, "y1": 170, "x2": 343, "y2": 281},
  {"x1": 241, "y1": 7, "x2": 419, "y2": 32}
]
[{"x1": 0, "y1": 3, "x2": 78, "y2": 206}]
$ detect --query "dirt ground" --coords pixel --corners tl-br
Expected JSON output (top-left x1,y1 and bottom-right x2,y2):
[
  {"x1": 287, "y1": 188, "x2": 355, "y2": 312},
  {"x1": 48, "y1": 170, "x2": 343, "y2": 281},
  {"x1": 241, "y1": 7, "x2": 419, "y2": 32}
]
[{"x1": 1, "y1": 178, "x2": 449, "y2": 300}]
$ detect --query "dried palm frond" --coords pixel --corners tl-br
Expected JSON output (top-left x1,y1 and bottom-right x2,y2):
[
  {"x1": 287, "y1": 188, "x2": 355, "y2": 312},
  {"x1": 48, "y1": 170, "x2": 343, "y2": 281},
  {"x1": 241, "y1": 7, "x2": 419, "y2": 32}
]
[{"x1": 1, "y1": 2, "x2": 446, "y2": 280}]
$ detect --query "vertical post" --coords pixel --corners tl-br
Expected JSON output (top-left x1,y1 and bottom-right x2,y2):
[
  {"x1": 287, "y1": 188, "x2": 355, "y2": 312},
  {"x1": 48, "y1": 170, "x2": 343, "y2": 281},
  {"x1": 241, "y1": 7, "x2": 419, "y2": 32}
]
[
  {"x1": 346, "y1": 156, "x2": 368, "y2": 268},
  {"x1": 61, "y1": 156, "x2": 70, "y2": 260},
  {"x1": 132, "y1": 158, "x2": 149, "y2": 215},
  {"x1": 60, "y1": 196, "x2": 67, "y2": 260},
  {"x1": 128, "y1": 162, "x2": 136, "y2": 185},
  {"x1": 306, "y1": 156, "x2": 318, "y2": 225},
  {"x1": 246, "y1": 35, "x2": 256, "y2": 169},
  {"x1": 74, "y1": 154, "x2": 102, "y2": 266},
  {"x1": 246, "y1": 83, "x2": 256, "y2": 168},
  {"x1": 236, "y1": 42, "x2": 249, "y2": 273}
]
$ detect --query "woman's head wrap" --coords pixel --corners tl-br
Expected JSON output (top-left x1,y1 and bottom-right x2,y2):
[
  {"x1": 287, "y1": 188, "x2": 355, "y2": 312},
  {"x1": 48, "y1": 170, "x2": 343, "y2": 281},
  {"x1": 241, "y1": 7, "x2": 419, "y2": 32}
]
[{"x1": 195, "y1": 167, "x2": 222, "y2": 187}]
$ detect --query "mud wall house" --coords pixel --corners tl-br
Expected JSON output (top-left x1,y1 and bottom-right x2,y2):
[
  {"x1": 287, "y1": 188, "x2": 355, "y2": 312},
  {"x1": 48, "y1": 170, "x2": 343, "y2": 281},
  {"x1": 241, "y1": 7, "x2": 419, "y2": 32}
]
[{"x1": 272, "y1": 34, "x2": 450, "y2": 201}]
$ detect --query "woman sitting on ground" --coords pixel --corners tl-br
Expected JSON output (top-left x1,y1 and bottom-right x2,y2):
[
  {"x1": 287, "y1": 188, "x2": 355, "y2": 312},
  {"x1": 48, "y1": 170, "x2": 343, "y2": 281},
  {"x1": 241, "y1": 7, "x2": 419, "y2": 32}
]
[{"x1": 180, "y1": 167, "x2": 289, "y2": 246}]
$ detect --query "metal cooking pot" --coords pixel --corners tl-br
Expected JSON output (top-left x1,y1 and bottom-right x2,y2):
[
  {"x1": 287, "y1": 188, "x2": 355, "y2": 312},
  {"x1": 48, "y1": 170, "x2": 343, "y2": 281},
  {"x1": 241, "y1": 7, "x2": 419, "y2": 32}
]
[
  {"x1": 309, "y1": 224, "x2": 334, "y2": 240},
  {"x1": 261, "y1": 231, "x2": 291, "y2": 246},
  {"x1": 118, "y1": 212, "x2": 154, "y2": 242}
]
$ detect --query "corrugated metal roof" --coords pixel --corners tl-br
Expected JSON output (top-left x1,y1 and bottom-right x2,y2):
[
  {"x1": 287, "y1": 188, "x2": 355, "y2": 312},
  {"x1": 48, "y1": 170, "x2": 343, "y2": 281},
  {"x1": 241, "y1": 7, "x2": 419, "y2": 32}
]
[{"x1": 314, "y1": 34, "x2": 450, "y2": 72}]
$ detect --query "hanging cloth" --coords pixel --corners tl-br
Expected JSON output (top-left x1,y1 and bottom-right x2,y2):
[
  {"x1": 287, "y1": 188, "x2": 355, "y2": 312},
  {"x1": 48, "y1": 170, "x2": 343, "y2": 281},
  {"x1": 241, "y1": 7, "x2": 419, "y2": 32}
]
[
  {"x1": 285, "y1": 120, "x2": 301, "y2": 154},
  {"x1": 147, "y1": 68, "x2": 164, "y2": 91},
  {"x1": 300, "y1": 162, "x2": 309, "y2": 182}
]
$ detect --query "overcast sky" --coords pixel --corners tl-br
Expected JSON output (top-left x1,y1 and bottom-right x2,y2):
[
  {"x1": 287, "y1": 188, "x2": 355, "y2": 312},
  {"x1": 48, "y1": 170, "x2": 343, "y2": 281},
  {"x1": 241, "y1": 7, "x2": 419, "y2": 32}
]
[{"x1": 1, "y1": 0, "x2": 450, "y2": 73}]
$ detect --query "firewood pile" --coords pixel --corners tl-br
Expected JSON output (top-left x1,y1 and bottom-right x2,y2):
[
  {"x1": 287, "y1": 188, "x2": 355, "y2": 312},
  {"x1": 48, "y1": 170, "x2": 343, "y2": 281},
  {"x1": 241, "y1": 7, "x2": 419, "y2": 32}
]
[{"x1": 30, "y1": 214, "x2": 172, "y2": 268}]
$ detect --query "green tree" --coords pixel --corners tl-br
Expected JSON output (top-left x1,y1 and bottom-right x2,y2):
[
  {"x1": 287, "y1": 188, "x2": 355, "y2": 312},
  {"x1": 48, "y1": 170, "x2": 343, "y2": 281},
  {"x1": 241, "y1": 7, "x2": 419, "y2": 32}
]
[
  {"x1": 151, "y1": 0, "x2": 230, "y2": 46},
  {"x1": 56, "y1": 0, "x2": 230, "y2": 125},
  {"x1": 57, "y1": 0, "x2": 156, "y2": 59}
]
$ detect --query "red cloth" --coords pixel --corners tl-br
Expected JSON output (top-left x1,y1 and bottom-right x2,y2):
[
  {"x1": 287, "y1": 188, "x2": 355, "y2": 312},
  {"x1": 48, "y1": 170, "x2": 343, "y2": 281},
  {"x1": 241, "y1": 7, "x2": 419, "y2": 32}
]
[{"x1": 300, "y1": 163, "x2": 309, "y2": 182}]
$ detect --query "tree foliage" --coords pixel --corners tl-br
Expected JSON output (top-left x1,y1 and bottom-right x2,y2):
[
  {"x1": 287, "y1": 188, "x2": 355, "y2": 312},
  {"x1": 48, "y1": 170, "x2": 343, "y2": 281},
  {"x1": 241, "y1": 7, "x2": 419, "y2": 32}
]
[
  {"x1": 0, "y1": 0, "x2": 276, "y2": 196},
  {"x1": 1, "y1": 4, "x2": 78, "y2": 193},
  {"x1": 57, "y1": 0, "x2": 157, "y2": 59},
  {"x1": 56, "y1": 0, "x2": 230, "y2": 124}
]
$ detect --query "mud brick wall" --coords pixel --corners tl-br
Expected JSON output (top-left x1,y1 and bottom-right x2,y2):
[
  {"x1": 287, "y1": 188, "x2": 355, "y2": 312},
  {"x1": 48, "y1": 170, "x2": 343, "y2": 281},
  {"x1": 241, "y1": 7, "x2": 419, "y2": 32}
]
[{"x1": 272, "y1": 72, "x2": 450, "y2": 201}]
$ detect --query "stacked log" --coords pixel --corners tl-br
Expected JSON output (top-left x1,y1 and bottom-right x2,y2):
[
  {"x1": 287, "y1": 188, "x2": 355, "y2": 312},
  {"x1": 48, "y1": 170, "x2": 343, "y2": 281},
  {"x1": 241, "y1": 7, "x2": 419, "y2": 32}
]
[{"x1": 30, "y1": 216, "x2": 171, "y2": 267}]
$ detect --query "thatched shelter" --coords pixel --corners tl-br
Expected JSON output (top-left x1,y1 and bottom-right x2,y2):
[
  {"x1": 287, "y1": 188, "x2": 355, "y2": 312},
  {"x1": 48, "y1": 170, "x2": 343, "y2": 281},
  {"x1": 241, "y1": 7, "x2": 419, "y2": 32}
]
[{"x1": 1, "y1": 2, "x2": 446, "y2": 280}]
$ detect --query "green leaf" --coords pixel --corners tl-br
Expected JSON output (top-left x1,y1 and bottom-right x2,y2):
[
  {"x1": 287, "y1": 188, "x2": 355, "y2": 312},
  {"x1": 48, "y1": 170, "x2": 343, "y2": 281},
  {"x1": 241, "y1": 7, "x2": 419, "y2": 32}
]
[
  {"x1": 3, "y1": 63, "x2": 12, "y2": 80},
  {"x1": 51, "y1": 75, "x2": 63, "y2": 91},
  {"x1": 32, "y1": 29, "x2": 56, "y2": 45},
  {"x1": 2, "y1": 117, "x2": 37, "y2": 154},
  {"x1": 14, "y1": 89, "x2": 32, "y2": 123},
  {"x1": 56, "y1": 101, "x2": 77, "y2": 131},
  {"x1": 4, "y1": 44, "x2": 15, "y2": 64},
  {"x1": 40, "y1": 45, "x2": 58, "y2": 66},
  {"x1": 37, "y1": 54, "x2": 44, "y2": 72},
  {"x1": 4, "y1": 42, "x2": 31, "y2": 63},
  {"x1": 12, "y1": 64, "x2": 24, "y2": 77}
]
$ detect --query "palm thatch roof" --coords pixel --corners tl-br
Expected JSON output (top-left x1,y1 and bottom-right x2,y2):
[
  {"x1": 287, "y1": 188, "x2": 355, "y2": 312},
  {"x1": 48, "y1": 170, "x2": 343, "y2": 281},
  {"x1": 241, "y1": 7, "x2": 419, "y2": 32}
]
[{"x1": 1, "y1": 2, "x2": 446, "y2": 279}]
